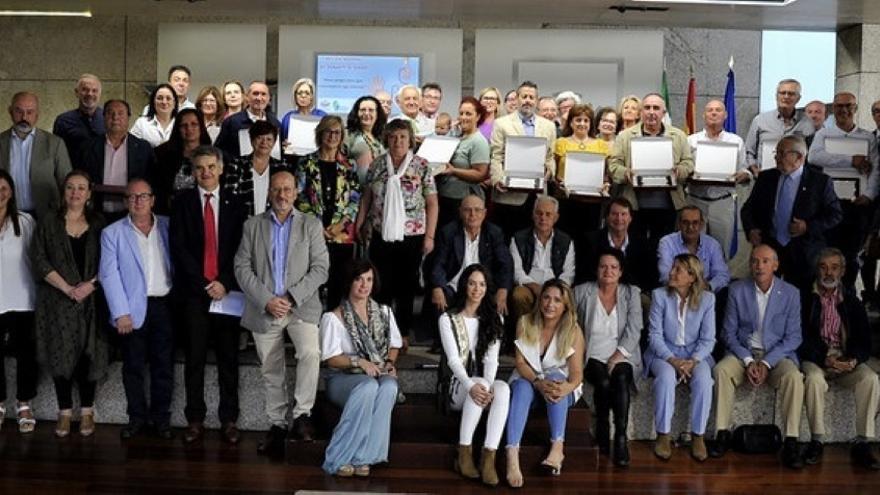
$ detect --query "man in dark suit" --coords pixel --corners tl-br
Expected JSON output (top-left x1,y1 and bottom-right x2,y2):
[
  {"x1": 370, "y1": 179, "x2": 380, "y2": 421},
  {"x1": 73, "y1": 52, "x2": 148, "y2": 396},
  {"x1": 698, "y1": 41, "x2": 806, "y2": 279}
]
[
  {"x1": 0, "y1": 91, "x2": 71, "y2": 219},
  {"x1": 80, "y1": 100, "x2": 156, "y2": 221},
  {"x1": 741, "y1": 134, "x2": 843, "y2": 294},
  {"x1": 215, "y1": 81, "x2": 280, "y2": 158},
  {"x1": 577, "y1": 197, "x2": 655, "y2": 292},
  {"x1": 170, "y1": 145, "x2": 246, "y2": 445},
  {"x1": 429, "y1": 194, "x2": 513, "y2": 315}
]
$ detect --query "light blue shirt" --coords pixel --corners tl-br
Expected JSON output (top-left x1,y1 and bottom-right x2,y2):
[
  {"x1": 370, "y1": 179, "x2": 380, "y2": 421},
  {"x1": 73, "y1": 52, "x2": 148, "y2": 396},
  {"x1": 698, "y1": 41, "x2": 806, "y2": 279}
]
[
  {"x1": 9, "y1": 129, "x2": 35, "y2": 212},
  {"x1": 270, "y1": 210, "x2": 293, "y2": 297},
  {"x1": 773, "y1": 165, "x2": 804, "y2": 244},
  {"x1": 519, "y1": 112, "x2": 535, "y2": 137},
  {"x1": 657, "y1": 232, "x2": 730, "y2": 293}
]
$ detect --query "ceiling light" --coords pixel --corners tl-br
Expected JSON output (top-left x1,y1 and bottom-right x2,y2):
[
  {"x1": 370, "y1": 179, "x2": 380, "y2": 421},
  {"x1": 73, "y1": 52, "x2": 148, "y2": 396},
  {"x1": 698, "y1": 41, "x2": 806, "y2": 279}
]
[{"x1": 0, "y1": 10, "x2": 92, "y2": 17}]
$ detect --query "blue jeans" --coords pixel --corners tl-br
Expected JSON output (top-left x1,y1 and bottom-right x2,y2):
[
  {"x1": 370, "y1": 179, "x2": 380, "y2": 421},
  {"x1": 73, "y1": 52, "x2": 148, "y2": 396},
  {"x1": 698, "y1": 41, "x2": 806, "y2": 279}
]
[
  {"x1": 322, "y1": 372, "x2": 398, "y2": 474},
  {"x1": 506, "y1": 372, "x2": 575, "y2": 447}
]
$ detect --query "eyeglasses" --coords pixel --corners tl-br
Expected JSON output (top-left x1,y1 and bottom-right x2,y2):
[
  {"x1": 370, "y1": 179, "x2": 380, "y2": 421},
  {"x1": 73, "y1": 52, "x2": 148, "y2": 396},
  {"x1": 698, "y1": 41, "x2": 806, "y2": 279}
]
[
  {"x1": 324, "y1": 129, "x2": 342, "y2": 136},
  {"x1": 126, "y1": 193, "x2": 153, "y2": 202},
  {"x1": 481, "y1": 96, "x2": 499, "y2": 102}
]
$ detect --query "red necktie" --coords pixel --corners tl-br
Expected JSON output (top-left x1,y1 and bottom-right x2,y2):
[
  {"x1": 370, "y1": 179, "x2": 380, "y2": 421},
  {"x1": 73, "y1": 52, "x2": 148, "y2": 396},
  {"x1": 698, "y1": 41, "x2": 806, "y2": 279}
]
[{"x1": 203, "y1": 193, "x2": 218, "y2": 281}]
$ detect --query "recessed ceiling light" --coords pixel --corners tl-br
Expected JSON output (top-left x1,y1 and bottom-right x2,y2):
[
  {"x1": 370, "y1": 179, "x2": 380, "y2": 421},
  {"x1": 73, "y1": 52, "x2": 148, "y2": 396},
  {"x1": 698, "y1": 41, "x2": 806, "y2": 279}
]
[
  {"x1": 0, "y1": 10, "x2": 92, "y2": 17},
  {"x1": 633, "y1": 0, "x2": 798, "y2": 5}
]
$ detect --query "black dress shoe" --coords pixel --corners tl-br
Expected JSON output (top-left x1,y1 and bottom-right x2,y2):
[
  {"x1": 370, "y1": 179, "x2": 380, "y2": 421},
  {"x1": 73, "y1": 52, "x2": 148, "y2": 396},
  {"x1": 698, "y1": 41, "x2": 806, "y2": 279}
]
[
  {"x1": 709, "y1": 430, "x2": 732, "y2": 458},
  {"x1": 595, "y1": 420, "x2": 610, "y2": 455},
  {"x1": 221, "y1": 422, "x2": 241, "y2": 445},
  {"x1": 184, "y1": 422, "x2": 204, "y2": 444},
  {"x1": 258, "y1": 425, "x2": 287, "y2": 459},
  {"x1": 154, "y1": 424, "x2": 175, "y2": 440},
  {"x1": 803, "y1": 440, "x2": 823, "y2": 465},
  {"x1": 613, "y1": 433, "x2": 630, "y2": 467},
  {"x1": 851, "y1": 442, "x2": 880, "y2": 470},
  {"x1": 120, "y1": 421, "x2": 146, "y2": 440},
  {"x1": 782, "y1": 438, "x2": 804, "y2": 469},
  {"x1": 290, "y1": 415, "x2": 316, "y2": 442}
]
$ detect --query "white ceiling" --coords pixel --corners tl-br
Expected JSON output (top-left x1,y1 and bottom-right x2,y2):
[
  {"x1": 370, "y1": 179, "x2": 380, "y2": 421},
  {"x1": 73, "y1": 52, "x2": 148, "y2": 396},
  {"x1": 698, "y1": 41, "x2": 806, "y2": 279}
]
[{"x1": 3, "y1": 0, "x2": 880, "y2": 30}]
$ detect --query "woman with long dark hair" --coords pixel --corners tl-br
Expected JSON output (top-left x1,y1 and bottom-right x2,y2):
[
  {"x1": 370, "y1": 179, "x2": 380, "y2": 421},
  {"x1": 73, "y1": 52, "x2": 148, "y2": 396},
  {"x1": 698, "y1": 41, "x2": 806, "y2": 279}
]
[
  {"x1": 344, "y1": 95, "x2": 387, "y2": 184},
  {"x1": 152, "y1": 108, "x2": 211, "y2": 214},
  {"x1": 439, "y1": 264, "x2": 509, "y2": 486}
]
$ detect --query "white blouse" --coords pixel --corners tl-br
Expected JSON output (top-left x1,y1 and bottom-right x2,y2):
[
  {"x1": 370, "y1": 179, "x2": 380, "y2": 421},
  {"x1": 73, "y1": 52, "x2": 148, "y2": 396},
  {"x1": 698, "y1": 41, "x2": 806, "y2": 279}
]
[
  {"x1": 130, "y1": 116, "x2": 175, "y2": 148},
  {"x1": 319, "y1": 308, "x2": 403, "y2": 361},
  {"x1": 438, "y1": 313, "x2": 501, "y2": 393},
  {"x1": 588, "y1": 296, "x2": 619, "y2": 363},
  {"x1": 0, "y1": 213, "x2": 36, "y2": 313}
]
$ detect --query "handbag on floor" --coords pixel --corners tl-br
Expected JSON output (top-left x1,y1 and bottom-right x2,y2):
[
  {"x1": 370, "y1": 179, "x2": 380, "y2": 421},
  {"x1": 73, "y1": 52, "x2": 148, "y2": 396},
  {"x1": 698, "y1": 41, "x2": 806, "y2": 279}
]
[{"x1": 732, "y1": 424, "x2": 783, "y2": 454}]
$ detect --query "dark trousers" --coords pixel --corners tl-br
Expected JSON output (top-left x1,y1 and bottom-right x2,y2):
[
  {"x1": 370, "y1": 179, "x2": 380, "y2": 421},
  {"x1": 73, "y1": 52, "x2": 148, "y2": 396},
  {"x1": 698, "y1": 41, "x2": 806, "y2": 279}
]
[
  {"x1": 0, "y1": 311, "x2": 38, "y2": 402},
  {"x1": 325, "y1": 243, "x2": 355, "y2": 309},
  {"x1": 182, "y1": 299, "x2": 240, "y2": 424},
  {"x1": 632, "y1": 207, "x2": 677, "y2": 253},
  {"x1": 370, "y1": 233, "x2": 423, "y2": 337},
  {"x1": 54, "y1": 355, "x2": 96, "y2": 410},
  {"x1": 559, "y1": 198, "x2": 602, "y2": 245},
  {"x1": 490, "y1": 198, "x2": 535, "y2": 241},
  {"x1": 120, "y1": 297, "x2": 174, "y2": 427},
  {"x1": 828, "y1": 201, "x2": 870, "y2": 290},
  {"x1": 437, "y1": 195, "x2": 463, "y2": 229},
  {"x1": 584, "y1": 359, "x2": 633, "y2": 436}
]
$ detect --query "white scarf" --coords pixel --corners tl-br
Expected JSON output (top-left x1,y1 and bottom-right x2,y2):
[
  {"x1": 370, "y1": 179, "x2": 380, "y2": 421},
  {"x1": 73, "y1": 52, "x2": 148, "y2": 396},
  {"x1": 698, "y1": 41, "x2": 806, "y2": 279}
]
[{"x1": 381, "y1": 150, "x2": 413, "y2": 242}]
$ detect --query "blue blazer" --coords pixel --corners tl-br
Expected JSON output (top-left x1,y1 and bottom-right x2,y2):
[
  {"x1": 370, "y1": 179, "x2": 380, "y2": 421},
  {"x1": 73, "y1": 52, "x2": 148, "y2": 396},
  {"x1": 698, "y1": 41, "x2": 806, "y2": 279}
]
[
  {"x1": 722, "y1": 276, "x2": 802, "y2": 367},
  {"x1": 644, "y1": 287, "x2": 716, "y2": 375},
  {"x1": 99, "y1": 215, "x2": 172, "y2": 329}
]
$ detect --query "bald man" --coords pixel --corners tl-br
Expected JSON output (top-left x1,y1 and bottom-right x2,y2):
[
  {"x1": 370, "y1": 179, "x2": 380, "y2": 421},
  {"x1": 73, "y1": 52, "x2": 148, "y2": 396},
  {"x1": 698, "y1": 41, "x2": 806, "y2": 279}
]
[
  {"x1": 215, "y1": 81, "x2": 281, "y2": 158},
  {"x1": 53, "y1": 74, "x2": 105, "y2": 165},
  {"x1": 686, "y1": 99, "x2": 749, "y2": 260},
  {"x1": 807, "y1": 92, "x2": 879, "y2": 290},
  {"x1": 1, "y1": 91, "x2": 72, "y2": 219}
]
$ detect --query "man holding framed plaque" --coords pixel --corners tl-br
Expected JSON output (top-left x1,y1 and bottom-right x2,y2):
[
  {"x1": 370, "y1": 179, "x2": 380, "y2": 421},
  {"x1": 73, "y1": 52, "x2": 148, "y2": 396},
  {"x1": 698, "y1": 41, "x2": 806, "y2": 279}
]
[
  {"x1": 489, "y1": 81, "x2": 557, "y2": 238},
  {"x1": 744, "y1": 79, "x2": 815, "y2": 177},
  {"x1": 686, "y1": 100, "x2": 749, "y2": 260},
  {"x1": 608, "y1": 93, "x2": 693, "y2": 250},
  {"x1": 807, "y1": 92, "x2": 879, "y2": 289}
]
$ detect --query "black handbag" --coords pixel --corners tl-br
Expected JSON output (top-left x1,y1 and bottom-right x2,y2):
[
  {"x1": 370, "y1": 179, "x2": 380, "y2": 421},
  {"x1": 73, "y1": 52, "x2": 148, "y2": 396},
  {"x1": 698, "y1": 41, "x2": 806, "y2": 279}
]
[{"x1": 731, "y1": 424, "x2": 783, "y2": 454}]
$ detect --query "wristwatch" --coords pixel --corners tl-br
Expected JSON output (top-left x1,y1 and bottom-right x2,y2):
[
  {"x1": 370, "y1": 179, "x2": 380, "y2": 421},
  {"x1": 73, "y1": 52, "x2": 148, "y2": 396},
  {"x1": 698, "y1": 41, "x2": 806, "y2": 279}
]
[{"x1": 350, "y1": 356, "x2": 360, "y2": 369}]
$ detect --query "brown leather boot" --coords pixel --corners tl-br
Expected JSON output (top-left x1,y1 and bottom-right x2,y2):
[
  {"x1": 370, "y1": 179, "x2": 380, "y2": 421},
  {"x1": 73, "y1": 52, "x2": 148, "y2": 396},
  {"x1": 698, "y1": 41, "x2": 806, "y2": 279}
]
[
  {"x1": 654, "y1": 433, "x2": 672, "y2": 460},
  {"x1": 691, "y1": 434, "x2": 708, "y2": 462},
  {"x1": 455, "y1": 444, "x2": 479, "y2": 479},
  {"x1": 481, "y1": 448, "x2": 499, "y2": 486}
]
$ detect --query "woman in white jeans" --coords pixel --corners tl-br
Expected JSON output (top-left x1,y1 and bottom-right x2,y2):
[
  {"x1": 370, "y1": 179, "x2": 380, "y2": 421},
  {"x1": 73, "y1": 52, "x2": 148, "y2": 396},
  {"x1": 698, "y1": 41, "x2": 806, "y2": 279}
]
[{"x1": 439, "y1": 263, "x2": 509, "y2": 486}]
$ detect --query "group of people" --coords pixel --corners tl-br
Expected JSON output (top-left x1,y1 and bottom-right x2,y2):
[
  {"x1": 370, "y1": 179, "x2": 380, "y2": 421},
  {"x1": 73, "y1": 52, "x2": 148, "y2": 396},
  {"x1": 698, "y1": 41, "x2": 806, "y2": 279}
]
[{"x1": 2, "y1": 65, "x2": 880, "y2": 488}]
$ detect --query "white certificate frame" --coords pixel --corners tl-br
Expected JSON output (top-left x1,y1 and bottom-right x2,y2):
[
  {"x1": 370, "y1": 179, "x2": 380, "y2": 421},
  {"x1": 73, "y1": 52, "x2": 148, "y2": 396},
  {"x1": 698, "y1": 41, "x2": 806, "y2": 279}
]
[
  {"x1": 692, "y1": 140, "x2": 738, "y2": 185},
  {"x1": 825, "y1": 137, "x2": 870, "y2": 157},
  {"x1": 563, "y1": 151, "x2": 607, "y2": 197},
  {"x1": 631, "y1": 136, "x2": 675, "y2": 189},
  {"x1": 417, "y1": 135, "x2": 460, "y2": 176},
  {"x1": 504, "y1": 135, "x2": 547, "y2": 191},
  {"x1": 285, "y1": 115, "x2": 322, "y2": 156},
  {"x1": 825, "y1": 167, "x2": 866, "y2": 200},
  {"x1": 760, "y1": 138, "x2": 779, "y2": 171}
]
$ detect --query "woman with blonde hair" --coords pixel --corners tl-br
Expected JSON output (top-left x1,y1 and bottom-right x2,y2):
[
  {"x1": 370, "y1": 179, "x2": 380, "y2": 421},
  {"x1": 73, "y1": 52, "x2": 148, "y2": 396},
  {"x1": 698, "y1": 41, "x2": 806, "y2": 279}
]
[
  {"x1": 477, "y1": 87, "x2": 502, "y2": 141},
  {"x1": 644, "y1": 253, "x2": 716, "y2": 462},
  {"x1": 504, "y1": 279, "x2": 584, "y2": 487},
  {"x1": 617, "y1": 95, "x2": 642, "y2": 132}
]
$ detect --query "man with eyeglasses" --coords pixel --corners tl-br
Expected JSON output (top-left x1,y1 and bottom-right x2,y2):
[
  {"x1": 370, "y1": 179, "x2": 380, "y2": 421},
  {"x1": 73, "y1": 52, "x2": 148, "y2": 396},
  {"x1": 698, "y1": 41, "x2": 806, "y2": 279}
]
[
  {"x1": 744, "y1": 79, "x2": 816, "y2": 176},
  {"x1": 742, "y1": 135, "x2": 842, "y2": 294},
  {"x1": 807, "y1": 92, "x2": 879, "y2": 290},
  {"x1": 99, "y1": 178, "x2": 174, "y2": 440},
  {"x1": 80, "y1": 99, "x2": 155, "y2": 222},
  {"x1": 657, "y1": 205, "x2": 729, "y2": 294},
  {"x1": 421, "y1": 82, "x2": 443, "y2": 122}
]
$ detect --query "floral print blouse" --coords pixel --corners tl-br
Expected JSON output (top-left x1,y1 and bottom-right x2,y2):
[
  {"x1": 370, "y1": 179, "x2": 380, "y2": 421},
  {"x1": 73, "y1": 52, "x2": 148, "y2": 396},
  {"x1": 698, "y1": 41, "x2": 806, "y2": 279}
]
[
  {"x1": 295, "y1": 152, "x2": 361, "y2": 244},
  {"x1": 365, "y1": 153, "x2": 437, "y2": 237}
]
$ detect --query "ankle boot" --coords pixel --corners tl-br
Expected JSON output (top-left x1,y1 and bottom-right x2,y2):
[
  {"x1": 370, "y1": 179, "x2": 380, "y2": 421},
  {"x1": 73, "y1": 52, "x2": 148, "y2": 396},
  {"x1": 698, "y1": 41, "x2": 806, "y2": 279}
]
[
  {"x1": 654, "y1": 433, "x2": 672, "y2": 460},
  {"x1": 613, "y1": 432, "x2": 630, "y2": 467},
  {"x1": 455, "y1": 444, "x2": 480, "y2": 479},
  {"x1": 481, "y1": 448, "x2": 499, "y2": 486}
]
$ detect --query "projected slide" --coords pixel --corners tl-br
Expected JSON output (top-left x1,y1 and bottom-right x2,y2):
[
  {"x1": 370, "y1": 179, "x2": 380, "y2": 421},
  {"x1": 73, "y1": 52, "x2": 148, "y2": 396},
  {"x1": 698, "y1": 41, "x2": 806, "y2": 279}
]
[{"x1": 315, "y1": 54, "x2": 420, "y2": 115}]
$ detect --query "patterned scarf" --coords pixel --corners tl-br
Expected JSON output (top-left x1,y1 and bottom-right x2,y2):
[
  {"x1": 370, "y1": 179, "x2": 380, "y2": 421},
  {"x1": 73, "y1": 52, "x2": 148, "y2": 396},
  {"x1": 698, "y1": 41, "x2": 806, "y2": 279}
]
[
  {"x1": 819, "y1": 288, "x2": 842, "y2": 349},
  {"x1": 341, "y1": 298, "x2": 390, "y2": 364}
]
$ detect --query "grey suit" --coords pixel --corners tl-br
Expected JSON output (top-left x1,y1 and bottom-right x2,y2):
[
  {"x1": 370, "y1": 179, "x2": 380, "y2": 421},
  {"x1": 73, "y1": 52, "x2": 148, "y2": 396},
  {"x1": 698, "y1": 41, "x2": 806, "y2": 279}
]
[
  {"x1": 0, "y1": 128, "x2": 72, "y2": 219},
  {"x1": 234, "y1": 209, "x2": 329, "y2": 425},
  {"x1": 573, "y1": 282, "x2": 643, "y2": 374}
]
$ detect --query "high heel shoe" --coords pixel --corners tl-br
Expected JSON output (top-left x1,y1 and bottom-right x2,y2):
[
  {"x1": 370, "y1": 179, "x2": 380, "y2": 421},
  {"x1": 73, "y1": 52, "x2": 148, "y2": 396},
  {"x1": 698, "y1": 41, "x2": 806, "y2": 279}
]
[
  {"x1": 506, "y1": 446, "x2": 524, "y2": 488},
  {"x1": 540, "y1": 456, "x2": 564, "y2": 476}
]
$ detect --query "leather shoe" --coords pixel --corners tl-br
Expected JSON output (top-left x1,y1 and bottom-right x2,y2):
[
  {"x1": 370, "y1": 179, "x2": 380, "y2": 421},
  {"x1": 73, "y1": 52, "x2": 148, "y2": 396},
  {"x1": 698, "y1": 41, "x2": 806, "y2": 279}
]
[
  {"x1": 804, "y1": 440, "x2": 823, "y2": 465},
  {"x1": 691, "y1": 434, "x2": 708, "y2": 462},
  {"x1": 221, "y1": 422, "x2": 240, "y2": 444},
  {"x1": 154, "y1": 423, "x2": 174, "y2": 440},
  {"x1": 654, "y1": 433, "x2": 672, "y2": 460},
  {"x1": 613, "y1": 432, "x2": 630, "y2": 467},
  {"x1": 290, "y1": 415, "x2": 316, "y2": 442},
  {"x1": 120, "y1": 421, "x2": 146, "y2": 440},
  {"x1": 184, "y1": 422, "x2": 204, "y2": 444},
  {"x1": 258, "y1": 425, "x2": 287, "y2": 459},
  {"x1": 781, "y1": 438, "x2": 804, "y2": 469},
  {"x1": 709, "y1": 429, "x2": 731, "y2": 458},
  {"x1": 851, "y1": 442, "x2": 880, "y2": 470}
]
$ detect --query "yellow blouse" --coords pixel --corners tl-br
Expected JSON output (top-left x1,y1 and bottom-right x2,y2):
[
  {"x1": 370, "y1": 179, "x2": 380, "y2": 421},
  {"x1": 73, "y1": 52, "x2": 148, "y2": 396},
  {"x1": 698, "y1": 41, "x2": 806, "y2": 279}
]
[{"x1": 553, "y1": 137, "x2": 609, "y2": 182}]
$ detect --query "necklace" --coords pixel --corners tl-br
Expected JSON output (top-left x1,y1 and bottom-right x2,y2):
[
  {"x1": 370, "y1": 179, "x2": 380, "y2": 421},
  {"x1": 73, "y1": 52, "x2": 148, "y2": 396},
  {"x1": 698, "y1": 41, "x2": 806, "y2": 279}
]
[{"x1": 571, "y1": 136, "x2": 590, "y2": 150}]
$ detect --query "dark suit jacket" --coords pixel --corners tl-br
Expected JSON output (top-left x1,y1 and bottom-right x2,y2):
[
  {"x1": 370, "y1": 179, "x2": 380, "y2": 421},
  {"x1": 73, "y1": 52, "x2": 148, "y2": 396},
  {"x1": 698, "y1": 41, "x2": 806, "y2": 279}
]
[
  {"x1": 799, "y1": 288, "x2": 871, "y2": 366},
  {"x1": 430, "y1": 220, "x2": 513, "y2": 292},
  {"x1": 169, "y1": 187, "x2": 246, "y2": 300},
  {"x1": 214, "y1": 110, "x2": 281, "y2": 159},
  {"x1": 80, "y1": 134, "x2": 155, "y2": 206},
  {"x1": 577, "y1": 227, "x2": 656, "y2": 291},
  {"x1": 741, "y1": 164, "x2": 842, "y2": 262}
]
